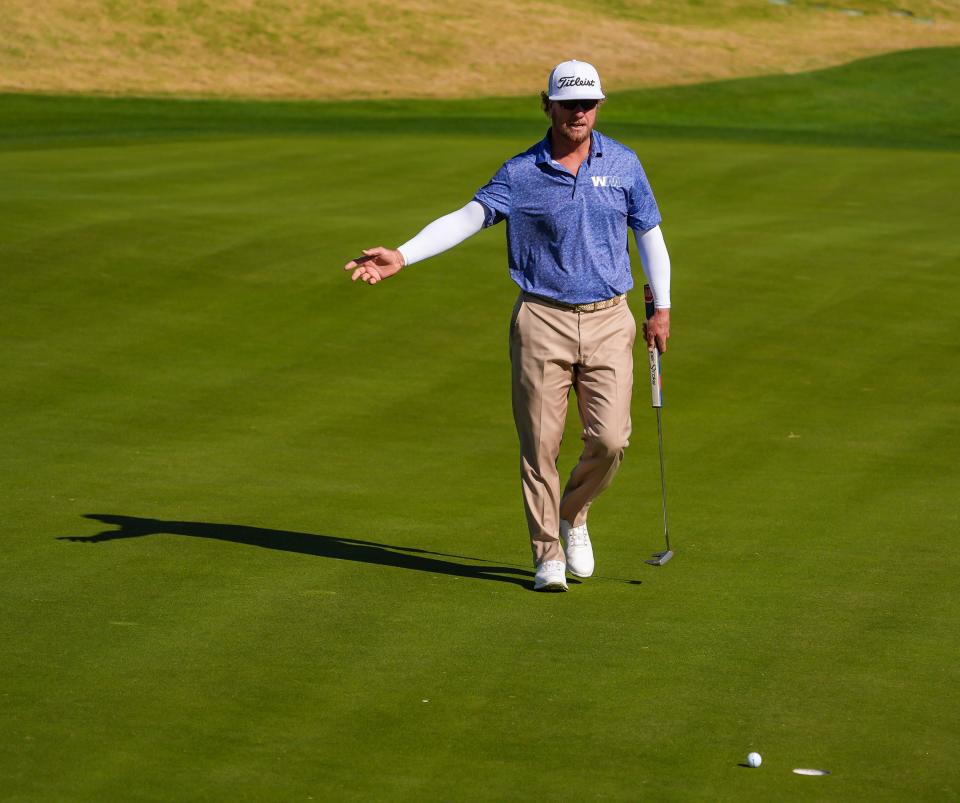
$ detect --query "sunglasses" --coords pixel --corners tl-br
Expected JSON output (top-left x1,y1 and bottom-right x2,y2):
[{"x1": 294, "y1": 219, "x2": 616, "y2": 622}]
[{"x1": 558, "y1": 99, "x2": 599, "y2": 111}]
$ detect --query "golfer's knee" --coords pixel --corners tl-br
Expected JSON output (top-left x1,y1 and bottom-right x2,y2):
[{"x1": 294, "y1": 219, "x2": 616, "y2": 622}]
[{"x1": 588, "y1": 431, "x2": 629, "y2": 460}]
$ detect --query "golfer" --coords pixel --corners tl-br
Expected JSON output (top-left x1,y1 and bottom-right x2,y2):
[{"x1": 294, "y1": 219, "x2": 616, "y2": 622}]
[{"x1": 345, "y1": 60, "x2": 671, "y2": 591}]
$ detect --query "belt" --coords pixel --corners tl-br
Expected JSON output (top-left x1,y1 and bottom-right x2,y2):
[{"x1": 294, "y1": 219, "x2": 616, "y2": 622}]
[{"x1": 522, "y1": 292, "x2": 626, "y2": 314}]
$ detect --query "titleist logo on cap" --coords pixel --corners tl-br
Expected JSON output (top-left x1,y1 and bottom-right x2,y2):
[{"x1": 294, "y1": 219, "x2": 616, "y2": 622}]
[{"x1": 556, "y1": 75, "x2": 596, "y2": 88}]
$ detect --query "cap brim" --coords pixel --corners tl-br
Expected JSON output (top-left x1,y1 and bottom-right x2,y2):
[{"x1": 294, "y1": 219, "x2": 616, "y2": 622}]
[{"x1": 548, "y1": 91, "x2": 605, "y2": 101}]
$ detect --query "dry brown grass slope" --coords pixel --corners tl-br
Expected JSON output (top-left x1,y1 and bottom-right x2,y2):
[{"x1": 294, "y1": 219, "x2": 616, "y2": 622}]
[{"x1": 1, "y1": 0, "x2": 958, "y2": 99}]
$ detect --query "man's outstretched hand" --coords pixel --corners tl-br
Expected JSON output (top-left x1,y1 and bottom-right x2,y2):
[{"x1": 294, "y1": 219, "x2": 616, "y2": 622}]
[{"x1": 344, "y1": 247, "x2": 404, "y2": 285}]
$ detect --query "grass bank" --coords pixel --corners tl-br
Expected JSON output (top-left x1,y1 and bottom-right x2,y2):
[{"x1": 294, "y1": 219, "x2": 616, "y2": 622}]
[{"x1": 2, "y1": 48, "x2": 957, "y2": 151}]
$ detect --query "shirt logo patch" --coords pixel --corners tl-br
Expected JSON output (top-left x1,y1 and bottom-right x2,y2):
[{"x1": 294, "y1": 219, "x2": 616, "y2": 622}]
[{"x1": 591, "y1": 175, "x2": 623, "y2": 188}]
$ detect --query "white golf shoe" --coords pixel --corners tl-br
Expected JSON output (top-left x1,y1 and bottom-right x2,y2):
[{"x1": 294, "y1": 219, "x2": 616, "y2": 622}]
[
  {"x1": 533, "y1": 560, "x2": 568, "y2": 592},
  {"x1": 560, "y1": 519, "x2": 595, "y2": 578}
]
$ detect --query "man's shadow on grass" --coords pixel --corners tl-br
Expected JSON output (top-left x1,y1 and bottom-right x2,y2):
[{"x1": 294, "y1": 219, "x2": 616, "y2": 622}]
[{"x1": 58, "y1": 514, "x2": 543, "y2": 589}]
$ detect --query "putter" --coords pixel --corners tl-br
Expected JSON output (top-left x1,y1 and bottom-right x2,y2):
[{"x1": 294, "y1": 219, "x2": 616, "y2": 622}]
[{"x1": 644, "y1": 284, "x2": 673, "y2": 566}]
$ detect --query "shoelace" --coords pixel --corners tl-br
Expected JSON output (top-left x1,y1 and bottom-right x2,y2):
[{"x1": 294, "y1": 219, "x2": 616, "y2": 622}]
[{"x1": 565, "y1": 528, "x2": 590, "y2": 547}]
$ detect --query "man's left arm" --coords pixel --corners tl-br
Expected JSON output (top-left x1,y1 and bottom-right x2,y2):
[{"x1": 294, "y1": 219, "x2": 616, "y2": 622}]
[
  {"x1": 634, "y1": 225, "x2": 671, "y2": 354},
  {"x1": 625, "y1": 155, "x2": 670, "y2": 353}
]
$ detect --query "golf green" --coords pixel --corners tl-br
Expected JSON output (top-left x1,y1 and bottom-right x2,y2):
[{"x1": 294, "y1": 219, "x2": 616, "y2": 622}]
[{"x1": 2, "y1": 48, "x2": 958, "y2": 800}]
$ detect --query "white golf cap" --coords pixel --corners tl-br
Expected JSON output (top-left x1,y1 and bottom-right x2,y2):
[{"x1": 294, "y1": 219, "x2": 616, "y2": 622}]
[{"x1": 547, "y1": 60, "x2": 605, "y2": 101}]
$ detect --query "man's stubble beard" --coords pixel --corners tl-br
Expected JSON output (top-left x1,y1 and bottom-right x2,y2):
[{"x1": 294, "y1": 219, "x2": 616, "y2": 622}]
[
  {"x1": 551, "y1": 110, "x2": 594, "y2": 147},
  {"x1": 559, "y1": 122, "x2": 591, "y2": 145}
]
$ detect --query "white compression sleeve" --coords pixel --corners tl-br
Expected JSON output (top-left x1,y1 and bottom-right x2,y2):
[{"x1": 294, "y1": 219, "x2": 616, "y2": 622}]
[
  {"x1": 633, "y1": 225, "x2": 671, "y2": 308},
  {"x1": 397, "y1": 200, "x2": 486, "y2": 267}
]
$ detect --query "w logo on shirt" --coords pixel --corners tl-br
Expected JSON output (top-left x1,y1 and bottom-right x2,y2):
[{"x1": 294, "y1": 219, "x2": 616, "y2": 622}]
[{"x1": 591, "y1": 175, "x2": 623, "y2": 188}]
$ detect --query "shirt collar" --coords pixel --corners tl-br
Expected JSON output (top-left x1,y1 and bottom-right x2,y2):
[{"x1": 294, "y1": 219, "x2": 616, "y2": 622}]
[
  {"x1": 536, "y1": 129, "x2": 604, "y2": 166},
  {"x1": 590, "y1": 130, "x2": 604, "y2": 160}
]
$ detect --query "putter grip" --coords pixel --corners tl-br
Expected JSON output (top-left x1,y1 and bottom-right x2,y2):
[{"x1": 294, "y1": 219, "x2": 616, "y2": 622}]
[
  {"x1": 644, "y1": 285, "x2": 663, "y2": 408},
  {"x1": 648, "y1": 348, "x2": 662, "y2": 408}
]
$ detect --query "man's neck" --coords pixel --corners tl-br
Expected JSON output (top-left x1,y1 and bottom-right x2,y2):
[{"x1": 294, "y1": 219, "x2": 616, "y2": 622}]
[{"x1": 550, "y1": 128, "x2": 592, "y2": 173}]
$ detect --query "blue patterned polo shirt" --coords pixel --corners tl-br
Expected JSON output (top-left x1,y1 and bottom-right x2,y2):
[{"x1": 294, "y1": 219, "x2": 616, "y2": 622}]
[{"x1": 473, "y1": 129, "x2": 661, "y2": 305}]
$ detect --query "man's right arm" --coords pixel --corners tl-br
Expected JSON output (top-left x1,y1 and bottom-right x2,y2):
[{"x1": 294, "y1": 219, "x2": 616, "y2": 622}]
[{"x1": 343, "y1": 201, "x2": 486, "y2": 285}]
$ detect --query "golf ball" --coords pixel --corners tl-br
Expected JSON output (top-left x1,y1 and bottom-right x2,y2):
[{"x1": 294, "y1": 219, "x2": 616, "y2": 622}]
[{"x1": 747, "y1": 752, "x2": 762, "y2": 768}]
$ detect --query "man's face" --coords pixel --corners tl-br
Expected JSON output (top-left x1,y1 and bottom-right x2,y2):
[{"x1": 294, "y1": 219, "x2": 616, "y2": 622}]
[{"x1": 549, "y1": 99, "x2": 599, "y2": 146}]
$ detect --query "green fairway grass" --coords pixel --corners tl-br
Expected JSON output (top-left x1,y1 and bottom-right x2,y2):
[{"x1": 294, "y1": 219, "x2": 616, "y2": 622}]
[{"x1": 2, "y1": 48, "x2": 959, "y2": 800}]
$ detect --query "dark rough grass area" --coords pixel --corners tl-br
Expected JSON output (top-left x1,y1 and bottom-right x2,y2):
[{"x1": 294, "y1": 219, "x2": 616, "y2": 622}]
[
  {"x1": 1, "y1": 47, "x2": 958, "y2": 150},
  {"x1": 2, "y1": 47, "x2": 959, "y2": 801}
]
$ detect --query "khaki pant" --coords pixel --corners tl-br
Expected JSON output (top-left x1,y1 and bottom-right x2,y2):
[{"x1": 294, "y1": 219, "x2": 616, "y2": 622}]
[{"x1": 509, "y1": 293, "x2": 636, "y2": 566}]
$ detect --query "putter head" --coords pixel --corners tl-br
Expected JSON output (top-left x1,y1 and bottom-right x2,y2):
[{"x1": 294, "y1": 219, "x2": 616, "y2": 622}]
[{"x1": 645, "y1": 549, "x2": 674, "y2": 566}]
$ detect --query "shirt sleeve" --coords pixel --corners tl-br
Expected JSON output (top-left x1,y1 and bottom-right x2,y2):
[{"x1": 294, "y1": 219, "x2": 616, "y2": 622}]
[
  {"x1": 472, "y1": 162, "x2": 511, "y2": 227},
  {"x1": 626, "y1": 157, "x2": 662, "y2": 232}
]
